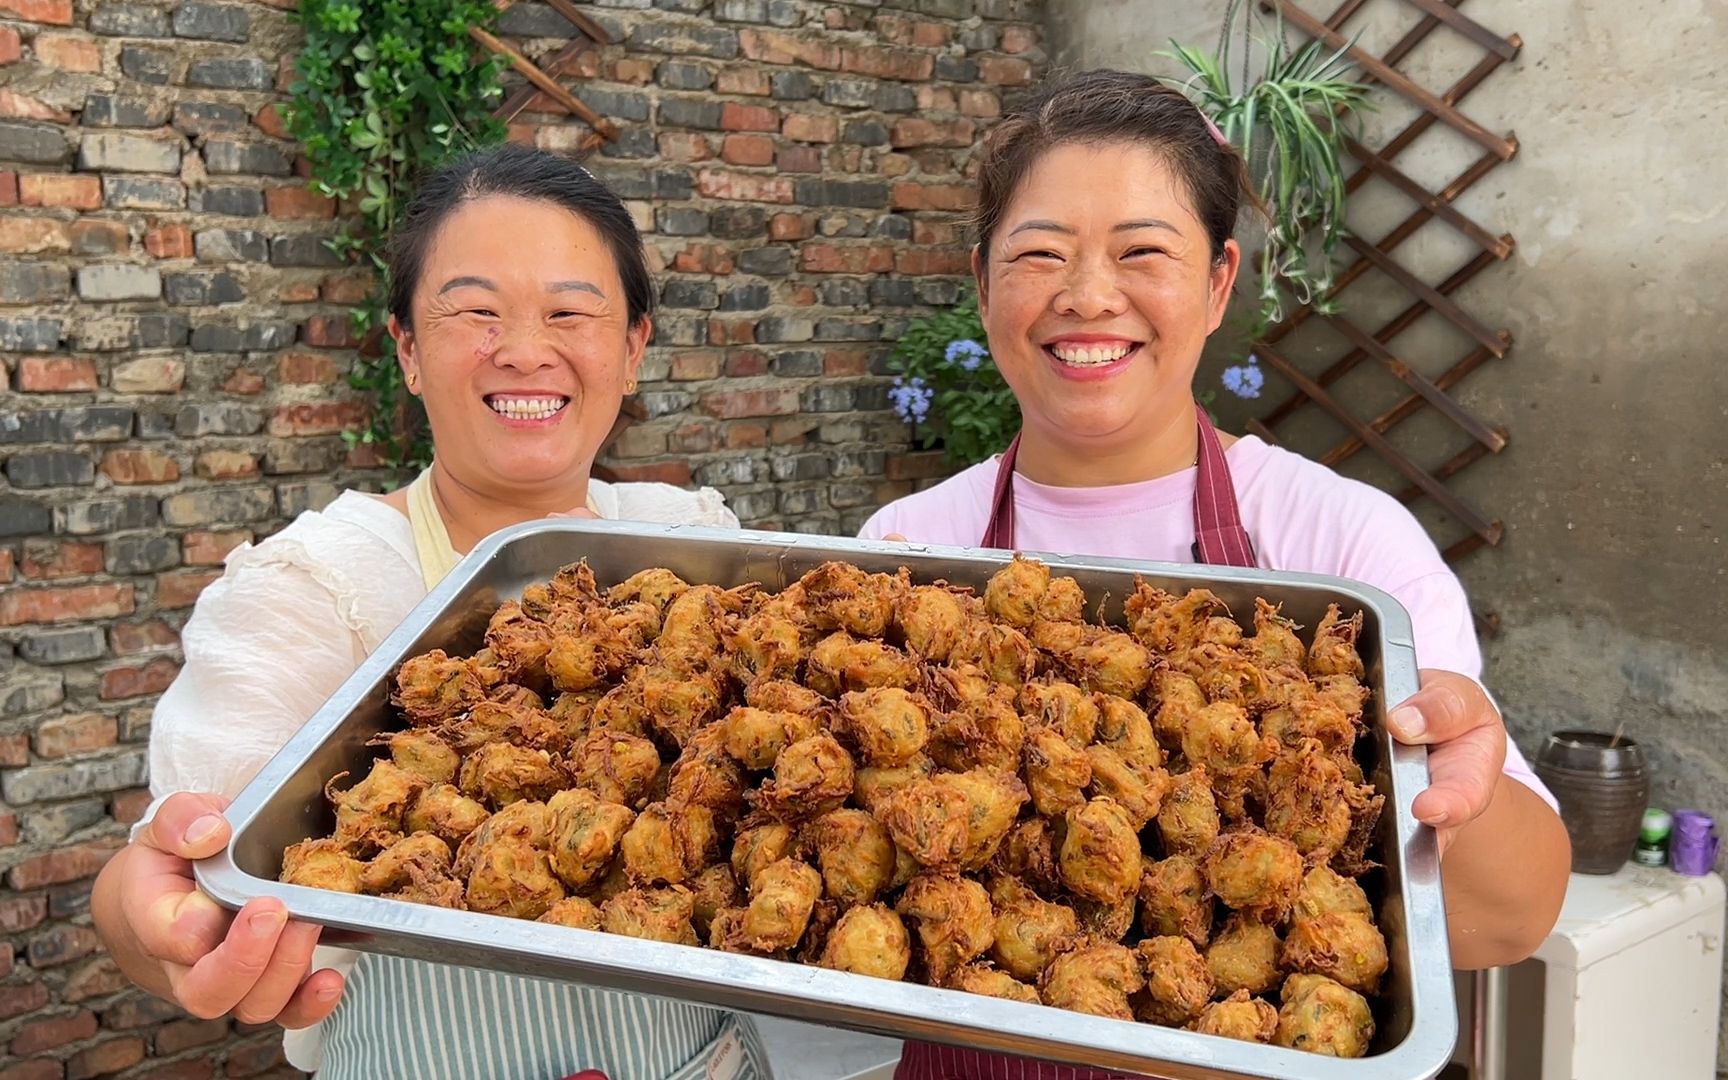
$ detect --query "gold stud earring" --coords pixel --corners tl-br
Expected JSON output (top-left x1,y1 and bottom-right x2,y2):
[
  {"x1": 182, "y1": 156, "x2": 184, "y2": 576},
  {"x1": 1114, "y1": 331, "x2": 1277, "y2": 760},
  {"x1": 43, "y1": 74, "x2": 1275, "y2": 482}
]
[
  {"x1": 405, "y1": 372, "x2": 420, "y2": 393},
  {"x1": 625, "y1": 377, "x2": 638, "y2": 394}
]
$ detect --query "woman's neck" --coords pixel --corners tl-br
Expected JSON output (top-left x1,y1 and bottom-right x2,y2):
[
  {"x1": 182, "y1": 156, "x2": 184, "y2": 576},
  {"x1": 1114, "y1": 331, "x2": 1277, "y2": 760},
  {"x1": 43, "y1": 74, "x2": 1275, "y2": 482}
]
[
  {"x1": 429, "y1": 461, "x2": 590, "y2": 553},
  {"x1": 1014, "y1": 405, "x2": 1200, "y2": 488}
]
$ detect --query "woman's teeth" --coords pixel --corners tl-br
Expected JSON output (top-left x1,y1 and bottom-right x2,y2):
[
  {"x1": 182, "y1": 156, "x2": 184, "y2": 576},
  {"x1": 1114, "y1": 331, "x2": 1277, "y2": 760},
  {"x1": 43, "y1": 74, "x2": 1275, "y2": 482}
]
[
  {"x1": 488, "y1": 397, "x2": 567, "y2": 421},
  {"x1": 1049, "y1": 343, "x2": 1134, "y2": 367}
]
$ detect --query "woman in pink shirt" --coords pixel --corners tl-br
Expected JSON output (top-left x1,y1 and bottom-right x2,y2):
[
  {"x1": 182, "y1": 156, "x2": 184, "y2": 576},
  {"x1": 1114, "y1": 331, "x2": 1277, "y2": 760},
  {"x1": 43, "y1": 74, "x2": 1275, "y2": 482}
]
[{"x1": 860, "y1": 70, "x2": 1570, "y2": 1079}]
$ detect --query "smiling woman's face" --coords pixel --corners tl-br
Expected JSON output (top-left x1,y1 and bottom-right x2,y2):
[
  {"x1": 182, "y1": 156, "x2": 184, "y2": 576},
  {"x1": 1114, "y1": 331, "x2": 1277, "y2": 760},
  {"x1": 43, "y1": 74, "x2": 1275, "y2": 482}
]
[
  {"x1": 391, "y1": 195, "x2": 648, "y2": 500},
  {"x1": 978, "y1": 140, "x2": 1239, "y2": 458}
]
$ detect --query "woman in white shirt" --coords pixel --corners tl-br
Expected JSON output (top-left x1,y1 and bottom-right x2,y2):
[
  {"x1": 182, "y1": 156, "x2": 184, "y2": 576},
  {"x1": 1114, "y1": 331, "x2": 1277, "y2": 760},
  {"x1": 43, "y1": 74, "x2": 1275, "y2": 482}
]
[{"x1": 90, "y1": 144, "x2": 768, "y2": 1080}]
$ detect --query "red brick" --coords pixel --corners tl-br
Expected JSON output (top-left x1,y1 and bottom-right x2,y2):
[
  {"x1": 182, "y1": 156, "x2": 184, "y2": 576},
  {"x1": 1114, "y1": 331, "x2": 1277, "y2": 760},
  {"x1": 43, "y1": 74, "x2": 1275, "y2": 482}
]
[
  {"x1": 0, "y1": 0, "x2": 72, "y2": 24},
  {"x1": 182, "y1": 530, "x2": 249, "y2": 566},
  {"x1": 707, "y1": 319, "x2": 754, "y2": 346},
  {"x1": 68, "y1": 219, "x2": 128, "y2": 255},
  {"x1": 102, "y1": 995, "x2": 182, "y2": 1030},
  {"x1": 657, "y1": 131, "x2": 712, "y2": 162},
  {"x1": 8, "y1": 841, "x2": 122, "y2": 891},
  {"x1": 30, "y1": 924, "x2": 101, "y2": 969},
  {"x1": 725, "y1": 351, "x2": 769, "y2": 377},
  {"x1": 0, "y1": 815, "x2": 15, "y2": 847},
  {"x1": 321, "y1": 272, "x2": 371, "y2": 304},
  {"x1": 840, "y1": 46, "x2": 932, "y2": 82},
  {"x1": 0, "y1": 981, "x2": 49, "y2": 1022},
  {"x1": 0, "y1": 88, "x2": 70, "y2": 122},
  {"x1": 714, "y1": 67, "x2": 769, "y2": 96},
  {"x1": 738, "y1": 29, "x2": 841, "y2": 70},
  {"x1": 136, "y1": 1060, "x2": 216, "y2": 1080},
  {"x1": 912, "y1": 220, "x2": 961, "y2": 245},
  {"x1": 300, "y1": 313, "x2": 357, "y2": 348},
  {"x1": 606, "y1": 55, "x2": 653, "y2": 84},
  {"x1": 279, "y1": 280, "x2": 320, "y2": 303},
  {"x1": 798, "y1": 243, "x2": 894, "y2": 274},
  {"x1": 109, "y1": 618, "x2": 179, "y2": 656},
  {"x1": 16, "y1": 356, "x2": 96, "y2": 391},
  {"x1": 890, "y1": 181, "x2": 973, "y2": 212},
  {"x1": 222, "y1": 367, "x2": 266, "y2": 395},
  {"x1": 156, "y1": 570, "x2": 220, "y2": 609},
  {"x1": 699, "y1": 387, "x2": 801, "y2": 419},
  {"x1": 0, "y1": 734, "x2": 27, "y2": 768},
  {"x1": 19, "y1": 173, "x2": 99, "y2": 209},
  {"x1": 276, "y1": 53, "x2": 296, "y2": 91},
  {"x1": 724, "y1": 421, "x2": 768, "y2": 449},
  {"x1": 979, "y1": 55, "x2": 1034, "y2": 86},
  {"x1": 769, "y1": 213, "x2": 812, "y2": 241},
  {"x1": 771, "y1": 417, "x2": 820, "y2": 445},
  {"x1": 603, "y1": 462, "x2": 693, "y2": 486},
  {"x1": 911, "y1": 20, "x2": 951, "y2": 47},
  {"x1": 891, "y1": 116, "x2": 976, "y2": 149},
  {"x1": 99, "y1": 449, "x2": 179, "y2": 485},
  {"x1": 719, "y1": 102, "x2": 779, "y2": 133},
  {"x1": 958, "y1": 89, "x2": 1002, "y2": 119},
  {"x1": 99, "y1": 657, "x2": 179, "y2": 699},
  {"x1": 345, "y1": 443, "x2": 383, "y2": 469},
  {"x1": 666, "y1": 422, "x2": 716, "y2": 454},
  {"x1": 894, "y1": 249, "x2": 970, "y2": 275},
  {"x1": 775, "y1": 146, "x2": 821, "y2": 173},
  {"x1": 252, "y1": 103, "x2": 289, "y2": 139},
  {"x1": 267, "y1": 401, "x2": 364, "y2": 437},
  {"x1": 223, "y1": 1037, "x2": 286, "y2": 1077},
  {"x1": 669, "y1": 350, "x2": 722, "y2": 381},
  {"x1": 66, "y1": 1037, "x2": 146, "y2": 1080},
  {"x1": 33, "y1": 32, "x2": 101, "y2": 71},
  {"x1": 154, "y1": 1018, "x2": 229, "y2": 1056},
  {"x1": 720, "y1": 133, "x2": 775, "y2": 167},
  {"x1": 0, "y1": 216, "x2": 70, "y2": 253},
  {"x1": 143, "y1": 223, "x2": 193, "y2": 259},
  {"x1": 1000, "y1": 24, "x2": 1039, "y2": 53},
  {"x1": 11, "y1": 1009, "x2": 97, "y2": 1055},
  {"x1": 0, "y1": 26, "x2": 20, "y2": 63},
  {"x1": 34, "y1": 713, "x2": 117, "y2": 759},
  {"x1": 108, "y1": 790, "x2": 153, "y2": 826},
  {"x1": 0, "y1": 170, "x2": 16, "y2": 206},
  {"x1": 0, "y1": 895, "x2": 46, "y2": 932},
  {"x1": 824, "y1": 348, "x2": 870, "y2": 376},
  {"x1": 275, "y1": 350, "x2": 339, "y2": 384},
  {"x1": 63, "y1": 955, "x2": 128, "y2": 1003},
  {"x1": 0, "y1": 549, "x2": 12, "y2": 583},
  {"x1": 193, "y1": 450, "x2": 258, "y2": 480},
  {"x1": 780, "y1": 112, "x2": 838, "y2": 144},
  {"x1": 670, "y1": 243, "x2": 735, "y2": 275},
  {"x1": 20, "y1": 542, "x2": 108, "y2": 580},
  {"x1": 265, "y1": 185, "x2": 335, "y2": 219},
  {"x1": 0, "y1": 583, "x2": 133, "y2": 625},
  {"x1": 0, "y1": 1056, "x2": 60, "y2": 1080}
]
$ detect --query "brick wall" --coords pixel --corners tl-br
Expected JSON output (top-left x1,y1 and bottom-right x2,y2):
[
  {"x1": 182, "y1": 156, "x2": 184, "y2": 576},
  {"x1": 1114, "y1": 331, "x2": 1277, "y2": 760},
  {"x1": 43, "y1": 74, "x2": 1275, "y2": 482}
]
[{"x1": 0, "y1": 0, "x2": 1043, "y2": 1076}]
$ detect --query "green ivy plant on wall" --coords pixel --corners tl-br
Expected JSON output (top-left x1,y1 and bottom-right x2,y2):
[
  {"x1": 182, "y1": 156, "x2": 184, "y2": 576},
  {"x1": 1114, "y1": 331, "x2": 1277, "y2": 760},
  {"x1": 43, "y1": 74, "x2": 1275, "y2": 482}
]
[{"x1": 285, "y1": 0, "x2": 509, "y2": 469}]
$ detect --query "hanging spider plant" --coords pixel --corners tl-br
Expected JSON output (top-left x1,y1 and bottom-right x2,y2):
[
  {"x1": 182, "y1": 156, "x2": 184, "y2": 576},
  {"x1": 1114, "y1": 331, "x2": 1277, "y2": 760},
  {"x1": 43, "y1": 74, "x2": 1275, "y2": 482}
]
[{"x1": 1165, "y1": 0, "x2": 1371, "y2": 336}]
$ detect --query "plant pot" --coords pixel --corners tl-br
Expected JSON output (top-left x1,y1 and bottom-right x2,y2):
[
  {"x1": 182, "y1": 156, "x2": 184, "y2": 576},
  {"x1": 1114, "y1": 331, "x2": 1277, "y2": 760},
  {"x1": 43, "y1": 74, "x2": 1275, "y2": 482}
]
[
  {"x1": 1533, "y1": 731, "x2": 1649, "y2": 875},
  {"x1": 885, "y1": 448, "x2": 957, "y2": 487}
]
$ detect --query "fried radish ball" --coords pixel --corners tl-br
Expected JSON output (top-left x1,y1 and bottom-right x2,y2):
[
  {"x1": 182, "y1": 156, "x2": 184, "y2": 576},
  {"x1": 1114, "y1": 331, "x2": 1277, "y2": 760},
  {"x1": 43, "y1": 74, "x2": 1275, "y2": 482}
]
[
  {"x1": 1038, "y1": 576, "x2": 1086, "y2": 623},
  {"x1": 439, "y1": 698, "x2": 564, "y2": 756},
  {"x1": 1180, "y1": 700, "x2": 1270, "y2": 776},
  {"x1": 1264, "y1": 739, "x2": 1354, "y2": 859},
  {"x1": 837, "y1": 687, "x2": 932, "y2": 767},
  {"x1": 666, "y1": 726, "x2": 748, "y2": 816},
  {"x1": 1084, "y1": 744, "x2": 1169, "y2": 829},
  {"x1": 457, "y1": 743, "x2": 562, "y2": 809},
  {"x1": 1125, "y1": 584, "x2": 1229, "y2": 655},
  {"x1": 1176, "y1": 643, "x2": 1271, "y2": 710},
  {"x1": 948, "y1": 963, "x2": 1041, "y2": 1005},
  {"x1": 280, "y1": 838, "x2": 364, "y2": 893},
  {"x1": 1281, "y1": 912, "x2": 1388, "y2": 995},
  {"x1": 1243, "y1": 599, "x2": 1304, "y2": 669},
  {"x1": 1275, "y1": 973, "x2": 1374, "y2": 1058},
  {"x1": 992, "y1": 818, "x2": 1061, "y2": 898},
  {"x1": 1134, "y1": 936, "x2": 1214, "y2": 1026},
  {"x1": 460, "y1": 823, "x2": 564, "y2": 919},
  {"x1": 853, "y1": 753, "x2": 935, "y2": 815},
  {"x1": 1202, "y1": 829, "x2": 1304, "y2": 921},
  {"x1": 1059, "y1": 627, "x2": 1154, "y2": 700},
  {"x1": 721, "y1": 857, "x2": 823, "y2": 953},
  {"x1": 688, "y1": 863, "x2": 744, "y2": 942},
  {"x1": 544, "y1": 623, "x2": 633, "y2": 694},
  {"x1": 602, "y1": 885, "x2": 698, "y2": 946},
  {"x1": 1040, "y1": 940, "x2": 1143, "y2": 1020},
  {"x1": 1018, "y1": 679, "x2": 1100, "y2": 748},
  {"x1": 875, "y1": 776, "x2": 971, "y2": 870},
  {"x1": 607, "y1": 567, "x2": 689, "y2": 613},
  {"x1": 369, "y1": 730, "x2": 459, "y2": 785},
  {"x1": 928, "y1": 695, "x2": 1023, "y2": 775},
  {"x1": 732, "y1": 819, "x2": 799, "y2": 891},
  {"x1": 806, "y1": 808, "x2": 898, "y2": 907},
  {"x1": 360, "y1": 831, "x2": 452, "y2": 895},
  {"x1": 481, "y1": 600, "x2": 555, "y2": 684},
  {"x1": 895, "y1": 584, "x2": 971, "y2": 663},
  {"x1": 896, "y1": 873, "x2": 994, "y2": 984},
  {"x1": 392, "y1": 649, "x2": 486, "y2": 725},
  {"x1": 404, "y1": 783, "x2": 491, "y2": 848},
  {"x1": 1137, "y1": 854, "x2": 1214, "y2": 948},
  {"x1": 948, "y1": 621, "x2": 1037, "y2": 688},
  {"x1": 800, "y1": 561, "x2": 902, "y2": 638},
  {"x1": 721, "y1": 706, "x2": 823, "y2": 771},
  {"x1": 745, "y1": 678, "x2": 827, "y2": 716},
  {"x1": 753, "y1": 733, "x2": 855, "y2": 820},
  {"x1": 567, "y1": 730, "x2": 662, "y2": 810},
  {"x1": 639, "y1": 662, "x2": 726, "y2": 750},
  {"x1": 1094, "y1": 696, "x2": 1162, "y2": 770},
  {"x1": 988, "y1": 876, "x2": 1079, "y2": 983},
  {"x1": 1058, "y1": 798, "x2": 1143, "y2": 904},
  {"x1": 327, "y1": 759, "x2": 422, "y2": 855},
  {"x1": 621, "y1": 800, "x2": 720, "y2": 885},
  {"x1": 1192, "y1": 989, "x2": 1279, "y2": 1043},
  {"x1": 983, "y1": 554, "x2": 1049, "y2": 628},
  {"x1": 1023, "y1": 723, "x2": 1092, "y2": 817},
  {"x1": 819, "y1": 904, "x2": 912, "y2": 981},
  {"x1": 1294, "y1": 865, "x2": 1373, "y2": 921},
  {"x1": 1307, "y1": 605, "x2": 1365, "y2": 681},
  {"x1": 546, "y1": 787, "x2": 635, "y2": 891},
  {"x1": 806, "y1": 633, "x2": 921, "y2": 697},
  {"x1": 1073, "y1": 893, "x2": 1138, "y2": 942},
  {"x1": 538, "y1": 896, "x2": 602, "y2": 930},
  {"x1": 936, "y1": 768, "x2": 1029, "y2": 871},
  {"x1": 1207, "y1": 913, "x2": 1282, "y2": 997},
  {"x1": 725, "y1": 609, "x2": 807, "y2": 684},
  {"x1": 1157, "y1": 767, "x2": 1221, "y2": 858},
  {"x1": 657, "y1": 584, "x2": 753, "y2": 667},
  {"x1": 797, "y1": 899, "x2": 842, "y2": 966}
]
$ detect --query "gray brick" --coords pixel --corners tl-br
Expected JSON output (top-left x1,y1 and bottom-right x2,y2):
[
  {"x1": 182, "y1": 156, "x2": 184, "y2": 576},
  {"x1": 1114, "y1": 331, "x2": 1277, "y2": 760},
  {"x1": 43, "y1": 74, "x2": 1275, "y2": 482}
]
[
  {"x1": 720, "y1": 282, "x2": 772, "y2": 311},
  {"x1": 160, "y1": 486, "x2": 273, "y2": 526},
  {"x1": 778, "y1": 487, "x2": 824, "y2": 515},
  {"x1": 639, "y1": 390, "x2": 696, "y2": 419},
  {"x1": 841, "y1": 119, "x2": 890, "y2": 145},
  {"x1": 136, "y1": 409, "x2": 176, "y2": 439},
  {"x1": 195, "y1": 185, "x2": 264, "y2": 216},
  {"x1": 653, "y1": 0, "x2": 705, "y2": 10},
  {"x1": 164, "y1": 271, "x2": 244, "y2": 305},
  {"x1": 0, "y1": 123, "x2": 70, "y2": 165},
  {"x1": 189, "y1": 321, "x2": 296, "y2": 352},
  {"x1": 771, "y1": 454, "x2": 831, "y2": 481},
  {"x1": 598, "y1": 128, "x2": 657, "y2": 159},
  {"x1": 276, "y1": 481, "x2": 338, "y2": 516},
  {"x1": 0, "y1": 498, "x2": 52, "y2": 537},
  {"x1": 709, "y1": 205, "x2": 767, "y2": 238},
  {"x1": 1, "y1": 677, "x2": 62, "y2": 717},
  {"x1": 119, "y1": 45, "x2": 172, "y2": 84},
  {"x1": 1, "y1": 750, "x2": 148, "y2": 804},
  {"x1": 83, "y1": 94, "x2": 171, "y2": 128},
  {"x1": 574, "y1": 86, "x2": 651, "y2": 122},
  {"x1": 172, "y1": 2, "x2": 250, "y2": 41},
  {"x1": 1, "y1": 407, "x2": 131, "y2": 444},
  {"x1": 855, "y1": 384, "x2": 895, "y2": 411},
  {"x1": 5, "y1": 451, "x2": 95, "y2": 489},
  {"x1": 755, "y1": 316, "x2": 814, "y2": 343},
  {"x1": 765, "y1": 0, "x2": 799, "y2": 25},
  {"x1": 656, "y1": 61, "x2": 714, "y2": 91},
  {"x1": 133, "y1": 314, "x2": 190, "y2": 349},
  {"x1": 934, "y1": 54, "x2": 978, "y2": 82},
  {"x1": 187, "y1": 56, "x2": 272, "y2": 90},
  {"x1": 628, "y1": 22, "x2": 740, "y2": 58},
  {"x1": 822, "y1": 78, "x2": 877, "y2": 110},
  {"x1": 820, "y1": 419, "x2": 868, "y2": 443},
  {"x1": 655, "y1": 207, "x2": 710, "y2": 236},
  {"x1": 103, "y1": 175, "x2": 186, "y2": 210},
  {"x1": 714, "y1": 0, "x2": 767, "y2": 20},
  {"x1": 870, "y1": 279, "x2": 919, "y2": 306},
  {"x1": 790, "y1": 515, "x2": 841, "y2": 535},
  {"x1": 832, "y1": 449, "x2": 886, "y2": 477},
  {"x1": 770, "y1": 70, "x2": 814, "y2": 100},
  {"x1": 658, "y1": 97, "x2": 723, "y2": 130},
  {"x1": 587, "y1": 165, "x2": 651, "y2": 200},
  {"x1": 264, "y1": 438, "x2": 341, "y2": 475},
  {"x1": 770, "y1": 350, "x2": 823, "y2": 377},
  {"x1": 195, "y1": 228, "x2": 269, "y2": 262},
  {"x1": 174, "y1": 402, "x2": 263, "y2": 436},
  {"x1": 172, "y1": 101, "x2": 251, "y2": 136},
  {"x1": 22, "y1": 799, "x2": 108, "y2": 846},
  {"x1": 495, "y1": 2, "x2": 575, "y2": 37},
  {"x1": 80, "y1": 131, "x2": 180, "y2": 173},
  {"x1": 818, "y1": 214, "x2": 873, "y2": 239},
  {"x1": 918, "y1": 0, "x2": 973, "y2": 16},
  {"x1": 695, "y1": 456, "x2": 765, "y2": 486},
  {"x1": 656, "y1": 170, "x2": 693, "y2": 201},
  {"x1": 803, "y1": 384, "x2": 856, "y2": 412},
  {"x1": 650, "y1": 316, "x2": 704, "y2": 348},
  {"x1": 660, "y1": 279, "x2": 719, "y2": 310},
  {"x1": 737, "y1": 247, "x2": 793, "y2": 276},
  {"x1": 958, "y1": 25, "x2": 999, "y2": 51},
  {"x1": 0, "y1": 317, "x2": 62, "y2": 352},
  {"x1": 796, "y1": 179, "x2": 890, "y2": 209},
  {"x1": 727, "y1": 489, "x2": 776, "y2": 522},
  {"x1": 874, "y1": 214, "x2": 913, "y2": 240},
  {"x1": 204, "y1": 139, "x2": 291, "y2": 176},
  {"x1": 20, "y1": 627, "x2": 108, "y2": 666},
  {"x1": 815, "y1": 318, "x2": 880, "y2": 341},
  {"x1": 0, "y1": 263, "x2": 71, "y2": 304},
  {"x1": 269, "y1": 234, "x2": 343, "y2": 267},
  {"x1": 106, "y1": 534, "x2": 179, "y2": 574},
  {"x1": 829, "y1": 482, "x2": 878, "y2": 508},
  {"x1": 58, "y1": 494, "x2": 159, "y2": 534},
  {"x1": 915, "y1": 279, "x2": 962, "y2": 305},
  {"x1": 91, "y1": 3, "x2": 170, "y2": 36},
  {"x1": 821, "y1": 279, "x2": 870, "y2": 307},
  {"x1": 76, "y1": 265, "x2": 162, "y2": 301}
]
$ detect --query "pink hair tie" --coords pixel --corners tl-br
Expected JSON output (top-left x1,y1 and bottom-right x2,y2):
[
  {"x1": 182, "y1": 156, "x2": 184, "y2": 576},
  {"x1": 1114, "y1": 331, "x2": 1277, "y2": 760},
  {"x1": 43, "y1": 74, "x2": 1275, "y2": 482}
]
[{"x1": 1202, "y1": 115, "x2": 1229, "y2": 147}]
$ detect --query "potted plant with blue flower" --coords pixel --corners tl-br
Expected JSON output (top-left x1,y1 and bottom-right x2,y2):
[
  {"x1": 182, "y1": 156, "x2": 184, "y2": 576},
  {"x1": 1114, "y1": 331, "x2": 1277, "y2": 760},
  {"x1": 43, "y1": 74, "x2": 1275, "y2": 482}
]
[{"x1": 884, "y1": 292, "x2": 1020, "y2": 477}]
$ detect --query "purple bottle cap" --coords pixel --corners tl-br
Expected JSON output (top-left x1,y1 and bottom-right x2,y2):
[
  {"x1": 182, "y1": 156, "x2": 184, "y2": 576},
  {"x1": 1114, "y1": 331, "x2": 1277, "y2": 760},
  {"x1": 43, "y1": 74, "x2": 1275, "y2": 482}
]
[{"x1": 1670, "y1": 810, "x2": 1718, "y2": 876}]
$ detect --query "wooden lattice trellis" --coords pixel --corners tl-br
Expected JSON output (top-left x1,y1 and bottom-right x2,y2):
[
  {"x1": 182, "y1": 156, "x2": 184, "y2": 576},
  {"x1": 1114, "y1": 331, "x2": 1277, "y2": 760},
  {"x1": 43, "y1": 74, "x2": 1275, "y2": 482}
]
[{"x1": 1244, "y1": 0, "x2": 1521, "y2": 562}]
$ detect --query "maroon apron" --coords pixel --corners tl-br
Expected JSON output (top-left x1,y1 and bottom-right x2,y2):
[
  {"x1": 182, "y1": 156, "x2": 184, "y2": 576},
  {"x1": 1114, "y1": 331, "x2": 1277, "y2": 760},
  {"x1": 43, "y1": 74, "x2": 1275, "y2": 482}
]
[{"x1": 897, "y1": 403, "x2": 1255, "y2": 1080}]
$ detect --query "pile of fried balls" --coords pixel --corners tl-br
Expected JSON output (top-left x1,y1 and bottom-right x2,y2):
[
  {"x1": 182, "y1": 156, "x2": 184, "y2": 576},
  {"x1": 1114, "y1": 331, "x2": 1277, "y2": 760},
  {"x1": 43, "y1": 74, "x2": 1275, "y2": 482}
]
[{"x1": 282, "y1": 556, "x2": 1388, "y2": 1057}]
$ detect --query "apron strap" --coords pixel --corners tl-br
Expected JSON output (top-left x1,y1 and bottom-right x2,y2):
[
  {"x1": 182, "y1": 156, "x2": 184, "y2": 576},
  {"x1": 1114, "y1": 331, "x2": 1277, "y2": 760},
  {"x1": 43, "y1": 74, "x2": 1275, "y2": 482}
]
[{"x1": 980, "y1": 402, "x2": 1256, "y2": 568}]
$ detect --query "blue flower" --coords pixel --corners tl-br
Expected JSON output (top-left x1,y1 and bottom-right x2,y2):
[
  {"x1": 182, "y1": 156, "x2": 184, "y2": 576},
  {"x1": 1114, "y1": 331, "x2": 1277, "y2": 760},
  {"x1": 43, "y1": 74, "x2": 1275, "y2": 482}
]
[
  {"x1": 944, "y1": 338, "x2": 988, "y2": 372},
  {"x1": 1221, "y1": 358, "x2": 1265, "y2": 399},
  {"x1": 889, "y1": 376, "x2": 933, "y2": 424}
]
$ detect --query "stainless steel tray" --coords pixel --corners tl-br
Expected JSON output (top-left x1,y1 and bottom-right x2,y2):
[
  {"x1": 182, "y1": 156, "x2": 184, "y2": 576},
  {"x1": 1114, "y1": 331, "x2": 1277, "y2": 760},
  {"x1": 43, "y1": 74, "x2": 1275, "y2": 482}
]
[{"x1": 197, "y1": 519, "x2": 1454, "y2": 1080}]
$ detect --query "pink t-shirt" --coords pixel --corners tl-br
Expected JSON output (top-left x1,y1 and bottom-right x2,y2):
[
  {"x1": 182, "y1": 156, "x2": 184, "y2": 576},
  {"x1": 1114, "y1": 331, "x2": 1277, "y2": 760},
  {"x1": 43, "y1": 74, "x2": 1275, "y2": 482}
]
[{"x1": 859, "y1": 435, "x2": 1552, "y2": 804}]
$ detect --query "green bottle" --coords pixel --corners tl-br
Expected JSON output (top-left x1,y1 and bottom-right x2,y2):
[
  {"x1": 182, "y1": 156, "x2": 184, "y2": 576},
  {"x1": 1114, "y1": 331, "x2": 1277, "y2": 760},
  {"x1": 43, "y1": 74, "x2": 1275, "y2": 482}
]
[{"x1": 1635, "y1": 807, "x2": 1672, "y2": 867}]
